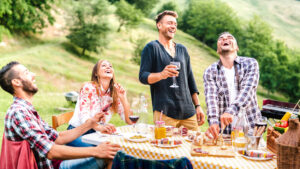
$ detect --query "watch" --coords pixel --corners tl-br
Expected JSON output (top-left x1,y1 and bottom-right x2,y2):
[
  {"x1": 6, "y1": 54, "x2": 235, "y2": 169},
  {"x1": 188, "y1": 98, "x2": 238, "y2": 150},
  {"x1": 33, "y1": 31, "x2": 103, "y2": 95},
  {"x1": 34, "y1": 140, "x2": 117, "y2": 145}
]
[{"x1": 195, "y1": 104, "x2": 201, "y2": 108}]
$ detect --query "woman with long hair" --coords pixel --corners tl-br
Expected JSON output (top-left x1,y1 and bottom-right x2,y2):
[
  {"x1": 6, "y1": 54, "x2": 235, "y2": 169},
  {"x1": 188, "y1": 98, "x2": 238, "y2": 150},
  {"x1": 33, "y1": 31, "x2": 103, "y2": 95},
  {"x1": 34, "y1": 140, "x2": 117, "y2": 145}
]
[{"x1": 67, "y1": 60, "x2": 132, "y2": 147}]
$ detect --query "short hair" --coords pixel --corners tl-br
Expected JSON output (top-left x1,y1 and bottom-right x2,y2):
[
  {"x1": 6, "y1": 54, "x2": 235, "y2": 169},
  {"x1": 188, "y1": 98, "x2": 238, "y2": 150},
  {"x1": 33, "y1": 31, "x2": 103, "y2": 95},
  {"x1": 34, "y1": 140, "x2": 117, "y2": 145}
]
[
  {"x1": 155, "y1": 10, "x2": 178, "y2": 24},
  {"x1": 218, "y1": 32, "x2": 236, "y2": 41},
  {"x1": 0, "y1": 61, "x2": 20, "y2": 95}
]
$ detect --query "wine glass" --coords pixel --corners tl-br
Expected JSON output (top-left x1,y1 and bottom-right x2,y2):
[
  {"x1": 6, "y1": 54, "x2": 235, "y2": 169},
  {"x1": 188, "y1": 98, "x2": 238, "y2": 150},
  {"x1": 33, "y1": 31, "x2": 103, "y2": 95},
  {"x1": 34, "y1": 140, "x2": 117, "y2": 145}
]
[
  {"x1": 129, "y1": 110, "x2": 140, "y2": 132},
  {"x1": 169, "y1": 61, "x2": 181, "y2": 88},
  {"x1": 99, "y1": 97, "x2": 113, "y2": 125}
]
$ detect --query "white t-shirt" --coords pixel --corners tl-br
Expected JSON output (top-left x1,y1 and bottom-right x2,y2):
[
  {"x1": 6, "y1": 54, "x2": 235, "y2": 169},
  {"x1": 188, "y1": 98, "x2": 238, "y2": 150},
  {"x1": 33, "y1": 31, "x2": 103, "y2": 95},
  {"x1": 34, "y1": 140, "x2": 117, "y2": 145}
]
[{"x1": 222, "y1": 66, "x2": 238, "y2": 104}]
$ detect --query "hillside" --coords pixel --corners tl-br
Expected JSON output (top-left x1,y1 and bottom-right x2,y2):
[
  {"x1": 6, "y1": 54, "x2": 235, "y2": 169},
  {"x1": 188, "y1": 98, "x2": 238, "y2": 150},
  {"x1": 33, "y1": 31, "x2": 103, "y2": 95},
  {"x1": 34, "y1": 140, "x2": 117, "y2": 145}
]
[
  {"x1": 219, "y1": 0, "x2": 300, "y2": 49},
  {"x1": 0, "y1": 16, "x2": 286, "y2": 146}
]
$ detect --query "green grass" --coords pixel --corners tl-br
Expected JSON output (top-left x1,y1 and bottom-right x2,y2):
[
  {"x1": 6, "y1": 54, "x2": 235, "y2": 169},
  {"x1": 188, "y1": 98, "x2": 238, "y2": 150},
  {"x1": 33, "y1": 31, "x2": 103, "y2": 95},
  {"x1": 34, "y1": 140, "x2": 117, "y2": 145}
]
[{"x1": 0, "y1": 17, "x2": 286, "y2": 149}]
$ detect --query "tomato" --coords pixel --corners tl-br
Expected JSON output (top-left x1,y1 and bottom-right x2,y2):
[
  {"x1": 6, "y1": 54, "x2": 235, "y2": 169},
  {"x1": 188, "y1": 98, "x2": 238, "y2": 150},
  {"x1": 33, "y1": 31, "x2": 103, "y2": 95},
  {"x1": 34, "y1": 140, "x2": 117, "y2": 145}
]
[
  {"x1": 280, "y1": 120, "x2": 288, "y2": 128},
  {"x1": 275, "y1": 122, "x2": 281, "y2": 127}
]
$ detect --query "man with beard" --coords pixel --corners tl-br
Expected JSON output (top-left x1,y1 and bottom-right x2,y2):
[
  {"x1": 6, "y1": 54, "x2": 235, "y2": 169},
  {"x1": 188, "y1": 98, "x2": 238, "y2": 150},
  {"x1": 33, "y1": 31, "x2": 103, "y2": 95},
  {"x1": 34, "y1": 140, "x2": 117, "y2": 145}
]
[
  {"x1": 0, "y1": 61, "x2": 120, "y2": 169},
  {"x1": 139, "y1": 11, "x2": 205, "y2": 130},
  {"x1": 203, "y1": 32, "x2": 261, "y2": 139}
]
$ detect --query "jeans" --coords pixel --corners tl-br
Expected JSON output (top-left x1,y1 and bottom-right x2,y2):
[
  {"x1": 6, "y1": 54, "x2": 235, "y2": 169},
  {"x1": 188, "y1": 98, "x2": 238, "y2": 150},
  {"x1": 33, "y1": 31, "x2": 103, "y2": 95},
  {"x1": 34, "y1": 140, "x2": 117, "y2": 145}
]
[
  {"x1": 66, "y1": 125, "x2": 95, "y2": 147},
  {"x1": 59, "y1": 157, "x2": 106, "y2": 169}
]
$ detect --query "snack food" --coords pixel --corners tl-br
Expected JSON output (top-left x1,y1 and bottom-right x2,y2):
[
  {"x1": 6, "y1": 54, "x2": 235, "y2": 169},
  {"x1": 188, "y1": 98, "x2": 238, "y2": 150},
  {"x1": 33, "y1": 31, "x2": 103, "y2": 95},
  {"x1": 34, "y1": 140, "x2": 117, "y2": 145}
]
[
  {"x1": 130, "y1": 135, "x2": 146, "y2": 139},
  {"x1": 150, "y1": 138, "x2": 182, "y2": 146}
]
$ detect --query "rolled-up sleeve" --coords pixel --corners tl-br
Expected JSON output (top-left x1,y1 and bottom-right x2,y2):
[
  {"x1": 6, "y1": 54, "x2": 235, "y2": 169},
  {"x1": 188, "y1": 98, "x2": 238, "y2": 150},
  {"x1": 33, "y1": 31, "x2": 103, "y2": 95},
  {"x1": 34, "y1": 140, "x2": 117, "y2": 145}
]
[{"x1": 139, "y1": 44, "x2": 152, "y2": 85}]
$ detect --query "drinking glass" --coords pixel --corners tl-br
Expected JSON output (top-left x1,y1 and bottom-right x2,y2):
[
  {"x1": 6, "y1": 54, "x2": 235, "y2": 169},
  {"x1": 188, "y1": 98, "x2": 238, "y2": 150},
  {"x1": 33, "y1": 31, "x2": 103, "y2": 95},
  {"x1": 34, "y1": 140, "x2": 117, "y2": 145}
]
[
  {"x1": 169, "y1": 61, "x2": 181, "y2": 88},
  {"x1": 129, "y1": 110, "x2": 140, "y2": 132}
]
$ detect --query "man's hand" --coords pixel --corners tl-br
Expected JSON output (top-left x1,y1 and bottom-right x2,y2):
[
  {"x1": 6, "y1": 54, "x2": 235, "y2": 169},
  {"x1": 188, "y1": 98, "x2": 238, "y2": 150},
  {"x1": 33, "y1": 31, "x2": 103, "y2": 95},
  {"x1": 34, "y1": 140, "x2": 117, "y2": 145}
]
[
  {"x1": 205, "y1": 124, "x2": 219, "y2": 140},
  {"x1": 160, "y1": 65, "x2": 178, "y2": 79},
  {"x1": 220, "y1": 112, "x2": 233, "y2": 129},
  {"x1": 94, "y1": 142, "x2": 121, "y2": 159},
  {"x1": 196, "y1": 106, "x2": 205, "y2": 126}
]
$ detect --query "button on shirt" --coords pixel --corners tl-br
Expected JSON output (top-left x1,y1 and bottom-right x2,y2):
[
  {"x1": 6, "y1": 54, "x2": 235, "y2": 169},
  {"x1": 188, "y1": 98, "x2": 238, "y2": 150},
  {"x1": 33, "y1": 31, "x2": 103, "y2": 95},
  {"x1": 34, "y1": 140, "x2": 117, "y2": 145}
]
[
  {"x1": 203, "y1": 56, "x2": 262, "y2": 134},
  {"x1": 5, "y1": 97, "x2": 58, "y2": 169},
  {"x1": 139, "y1": 40, "x2": 198, "y2": 120}
]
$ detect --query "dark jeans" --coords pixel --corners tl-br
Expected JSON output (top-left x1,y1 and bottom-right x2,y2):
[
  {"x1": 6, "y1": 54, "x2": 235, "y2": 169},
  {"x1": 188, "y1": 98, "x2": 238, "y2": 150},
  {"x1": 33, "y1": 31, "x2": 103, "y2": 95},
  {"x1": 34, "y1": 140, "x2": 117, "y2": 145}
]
[{"x1": 66, "y1": 125, "x2": 96, "y2": 147}]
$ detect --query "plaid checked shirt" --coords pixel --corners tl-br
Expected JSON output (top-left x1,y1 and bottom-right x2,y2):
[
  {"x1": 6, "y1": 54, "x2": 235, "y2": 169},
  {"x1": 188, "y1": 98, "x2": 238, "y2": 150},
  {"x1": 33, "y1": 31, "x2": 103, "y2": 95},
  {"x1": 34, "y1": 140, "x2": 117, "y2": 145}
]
[
  {"x1": 203, "y1": 56, "x2": 262, "y2": 134},
  {"x1": 5, "y1": 97, "x2": 58, "y2": 169}
]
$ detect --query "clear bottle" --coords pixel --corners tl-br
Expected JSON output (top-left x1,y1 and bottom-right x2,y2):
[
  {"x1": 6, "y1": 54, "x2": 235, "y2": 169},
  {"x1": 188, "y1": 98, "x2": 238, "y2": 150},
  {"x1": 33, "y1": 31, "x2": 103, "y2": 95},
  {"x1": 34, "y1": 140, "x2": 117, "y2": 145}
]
[
  {"x1": 137, "y1": 94, "x2": 148, "y2": 133},
  {"x1": 233, "y1": 108, "x2": 249, "y2": 152}
]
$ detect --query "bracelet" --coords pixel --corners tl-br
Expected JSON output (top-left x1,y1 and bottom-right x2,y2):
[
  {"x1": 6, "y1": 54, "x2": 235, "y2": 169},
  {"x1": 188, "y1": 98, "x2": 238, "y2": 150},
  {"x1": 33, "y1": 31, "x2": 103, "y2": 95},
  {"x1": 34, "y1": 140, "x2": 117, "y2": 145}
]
[{"x1": 195, "y1": 104, "x2": 201, "y2": 108}]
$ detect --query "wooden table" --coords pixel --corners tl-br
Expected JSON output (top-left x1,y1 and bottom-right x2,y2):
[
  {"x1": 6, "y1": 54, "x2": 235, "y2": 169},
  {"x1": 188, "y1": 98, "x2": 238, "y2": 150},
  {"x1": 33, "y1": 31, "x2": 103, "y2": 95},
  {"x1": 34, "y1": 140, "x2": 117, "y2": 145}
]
[{"x1": 82, "y1": 126, "x2": 277, "y2": 169}]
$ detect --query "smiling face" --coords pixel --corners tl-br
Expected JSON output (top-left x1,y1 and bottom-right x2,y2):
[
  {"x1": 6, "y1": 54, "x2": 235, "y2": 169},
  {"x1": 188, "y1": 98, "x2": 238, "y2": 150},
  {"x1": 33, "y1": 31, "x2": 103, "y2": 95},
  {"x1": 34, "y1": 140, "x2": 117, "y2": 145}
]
[
  {"x1": 217, "y1": 33, "x2": 239, "y2": 54},
  {"x1": 97, "y1": 60, "x2": 114, "y2": 80},
  {"x1": 157, "y1": 15, "x2": 177, "y2": 40},
  {"x1": 13, "y1": 64, "x2": 38, "y2": 95}
]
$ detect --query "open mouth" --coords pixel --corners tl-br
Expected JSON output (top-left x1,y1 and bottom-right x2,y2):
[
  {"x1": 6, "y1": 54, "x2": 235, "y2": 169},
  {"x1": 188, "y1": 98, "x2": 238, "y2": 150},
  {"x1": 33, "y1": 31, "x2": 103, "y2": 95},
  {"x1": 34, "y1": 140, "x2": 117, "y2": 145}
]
[
  {"x1": 223, "y1": 42, "x2": 230, "y2": 46},
  {"x1": 105, "y1": 70, "x2": 112, "y2": 74}
]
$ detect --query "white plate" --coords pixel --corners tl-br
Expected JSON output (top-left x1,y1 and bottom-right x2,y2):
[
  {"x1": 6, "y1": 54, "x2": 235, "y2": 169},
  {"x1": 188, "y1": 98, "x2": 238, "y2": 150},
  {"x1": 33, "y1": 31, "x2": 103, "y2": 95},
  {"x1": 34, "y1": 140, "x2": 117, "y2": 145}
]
[
  {"x1": 241, "y1": 150, "x2": 273, "y2": 161},
  {"x1": 241, "y1": 155, "x2": 273, "y2": 161},
  {"x1": 184, "y1": 136, "x2": 193, "y2": 142},
  {"x1": 124, "y1": 133, "x2": 149, "y2": 143},
  {"x1": 151, "y1": 143, "x2": 181, "y2": 148}
]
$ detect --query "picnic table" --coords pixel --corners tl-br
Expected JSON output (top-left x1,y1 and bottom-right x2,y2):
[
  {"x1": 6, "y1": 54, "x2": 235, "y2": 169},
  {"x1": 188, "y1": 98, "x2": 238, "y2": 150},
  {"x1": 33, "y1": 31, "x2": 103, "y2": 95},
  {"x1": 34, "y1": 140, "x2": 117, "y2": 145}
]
[{"x1": 82, "y1": 125, "x2": 277, "y2": 169}]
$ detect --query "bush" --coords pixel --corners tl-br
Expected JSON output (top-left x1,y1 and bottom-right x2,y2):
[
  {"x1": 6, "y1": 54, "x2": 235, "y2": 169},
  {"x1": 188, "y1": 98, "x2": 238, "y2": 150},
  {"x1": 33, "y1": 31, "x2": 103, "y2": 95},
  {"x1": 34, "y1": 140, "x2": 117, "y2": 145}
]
[
  {"x1": 67, "y1": 0, "x2": 112, "y2": 56},
  {"x1": 130, "y1": 36, "x2": 148, "y2": 65}
]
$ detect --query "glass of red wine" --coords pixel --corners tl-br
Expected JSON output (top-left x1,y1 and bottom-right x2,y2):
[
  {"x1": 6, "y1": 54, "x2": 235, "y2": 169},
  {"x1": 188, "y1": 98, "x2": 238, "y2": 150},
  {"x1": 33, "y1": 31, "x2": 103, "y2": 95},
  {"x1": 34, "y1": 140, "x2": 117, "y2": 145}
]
[{"x1": 129, "y1": 110, "x2": 140, "y2": 132}]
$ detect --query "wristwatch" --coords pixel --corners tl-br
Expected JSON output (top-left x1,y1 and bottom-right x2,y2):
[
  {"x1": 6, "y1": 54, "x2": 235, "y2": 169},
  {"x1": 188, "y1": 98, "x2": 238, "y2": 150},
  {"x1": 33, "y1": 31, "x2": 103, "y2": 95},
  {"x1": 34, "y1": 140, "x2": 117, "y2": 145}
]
[{"x1": 195, "y1": 104, "x2": 201, "y2": 109}]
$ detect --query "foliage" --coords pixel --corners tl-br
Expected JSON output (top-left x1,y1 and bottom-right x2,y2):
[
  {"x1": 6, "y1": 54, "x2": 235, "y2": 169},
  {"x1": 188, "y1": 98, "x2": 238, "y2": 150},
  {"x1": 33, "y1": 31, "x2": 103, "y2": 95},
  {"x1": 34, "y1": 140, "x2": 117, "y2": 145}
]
[
  {"x1": 130, "y1": 36, "x2": 148, "y2": 65},
  {"x1": 0, "y1": 0, "x2": 55, "y2": 34},
  {"x1": 67, "y1": 0, "x2": 111, "y2": 56},
  {"x1": 0, "y1": 25, "x2": 10, "y2": 41},
  {"x1": 126, "y1": 0, "x2": 159, "y2": 16},
  {"x1": 179, "y1": 0, "x2": 241, "y2": 49},
  {"x1": 115, "y1": 0, "x2": 142, "y2": 32},
  {"x1": 157, "y1": 1, "x2": 179, "y2": 14}
]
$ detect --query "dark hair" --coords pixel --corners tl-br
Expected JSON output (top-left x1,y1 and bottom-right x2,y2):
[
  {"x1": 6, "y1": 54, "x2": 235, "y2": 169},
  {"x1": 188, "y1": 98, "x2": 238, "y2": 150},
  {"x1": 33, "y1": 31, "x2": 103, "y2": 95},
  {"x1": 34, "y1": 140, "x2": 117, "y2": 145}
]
[
  {"x1": 155, "y1": 10, "x2": 178, "y2": 24},
  {"x1": 91, "y1": 60, "x2": 118, "y2": 113},
  {"x1": 0, "y1": 61, "x2": 20, "y2": 94}
]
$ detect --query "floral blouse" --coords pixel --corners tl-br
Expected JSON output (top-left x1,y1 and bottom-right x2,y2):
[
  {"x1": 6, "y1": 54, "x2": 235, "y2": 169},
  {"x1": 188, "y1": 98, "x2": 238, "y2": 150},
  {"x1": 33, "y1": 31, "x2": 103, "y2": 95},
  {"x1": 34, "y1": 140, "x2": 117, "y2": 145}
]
[{"x1": 69, "y1": 82, "x2": 125, "y2": 127}]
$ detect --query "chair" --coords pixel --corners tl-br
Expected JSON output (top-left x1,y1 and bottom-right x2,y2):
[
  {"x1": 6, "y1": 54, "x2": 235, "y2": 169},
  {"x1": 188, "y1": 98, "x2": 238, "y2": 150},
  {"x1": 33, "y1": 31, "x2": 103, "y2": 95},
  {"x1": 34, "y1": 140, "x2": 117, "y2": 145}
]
[{"x1": 52, "y1": 112, "x2": 74, "y2": 130}]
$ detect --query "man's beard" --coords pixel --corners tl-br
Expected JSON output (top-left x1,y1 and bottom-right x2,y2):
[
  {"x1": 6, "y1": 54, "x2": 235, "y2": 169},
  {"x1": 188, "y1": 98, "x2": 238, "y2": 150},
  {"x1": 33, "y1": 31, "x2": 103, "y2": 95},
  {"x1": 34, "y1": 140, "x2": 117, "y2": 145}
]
[{"x1": 21, "y1": 79, "x2": 38, "y2": 95}]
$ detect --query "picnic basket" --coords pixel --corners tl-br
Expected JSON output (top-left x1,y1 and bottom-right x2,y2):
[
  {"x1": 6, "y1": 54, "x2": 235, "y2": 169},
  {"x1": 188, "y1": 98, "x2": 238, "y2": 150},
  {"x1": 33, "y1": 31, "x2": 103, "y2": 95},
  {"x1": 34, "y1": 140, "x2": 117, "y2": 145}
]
[
  {"x1": 276, "y1": 118, "x2": 300, "y2": 169},
  {"x1": 267, "y1": 126, "x2": 281, "y2": 153}
]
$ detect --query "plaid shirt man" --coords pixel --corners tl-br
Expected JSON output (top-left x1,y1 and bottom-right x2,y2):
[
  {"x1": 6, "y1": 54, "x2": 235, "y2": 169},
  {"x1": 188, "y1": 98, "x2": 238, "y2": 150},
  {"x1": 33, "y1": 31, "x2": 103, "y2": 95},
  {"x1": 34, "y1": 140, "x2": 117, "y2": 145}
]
[
  {"x1": 203, "y1": 56, "x2": 261, "y2": 134},
  {"x1": 5, "y1": 97, "x2": 58, "y2": 169}
]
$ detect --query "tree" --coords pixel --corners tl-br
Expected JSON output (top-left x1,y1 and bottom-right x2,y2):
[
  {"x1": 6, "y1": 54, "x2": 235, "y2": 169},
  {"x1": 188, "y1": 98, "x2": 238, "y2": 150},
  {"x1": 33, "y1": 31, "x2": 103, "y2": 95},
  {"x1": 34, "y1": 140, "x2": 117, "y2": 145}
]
[
  {"x1": 126, "y1": 0, "x2": 159, "y2": 16},
  {"x1": 0, "y1": 0, "x2": 55, "y2": 33},
  {"x1": 179, "y1": 0, "x2": 241, "y2": 49},
  {"x1": 157, "y1": 1, "x2": 179, "y2": 15},
  {"x1": 115, "y1": 0, "x2": 142, "y2": 32},
  {"x1": 67, "y1": 0, "x2": 111, "y2": 56}
]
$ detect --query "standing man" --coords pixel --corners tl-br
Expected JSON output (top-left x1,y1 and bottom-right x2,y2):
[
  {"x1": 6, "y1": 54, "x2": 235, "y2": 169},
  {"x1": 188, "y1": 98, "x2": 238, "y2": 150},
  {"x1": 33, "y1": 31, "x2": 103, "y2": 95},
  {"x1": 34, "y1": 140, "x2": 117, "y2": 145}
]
[
  {"x1": 0, "y1": 61, "x2": 120, "y2": 169},
  {"x1": 204, "y1": 32, "x2": 261, "y2": 139},
  {"x1": 139, "y1": 11, "x2": 205, "y2": 131}
]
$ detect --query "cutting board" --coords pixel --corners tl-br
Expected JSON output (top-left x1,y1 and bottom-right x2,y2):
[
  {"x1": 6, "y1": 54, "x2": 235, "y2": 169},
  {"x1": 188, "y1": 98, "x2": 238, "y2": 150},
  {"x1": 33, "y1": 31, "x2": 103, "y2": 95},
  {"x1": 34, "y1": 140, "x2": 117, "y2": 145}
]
[{"x1": 191, "y1": 145, "x2": 236, "y2": 157}]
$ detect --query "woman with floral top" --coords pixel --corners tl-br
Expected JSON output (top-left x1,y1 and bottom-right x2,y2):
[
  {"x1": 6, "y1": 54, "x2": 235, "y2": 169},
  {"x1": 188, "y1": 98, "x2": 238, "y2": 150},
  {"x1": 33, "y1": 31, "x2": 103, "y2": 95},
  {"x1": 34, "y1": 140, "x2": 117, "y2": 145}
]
[{"x1": 67, "y1": 60, "x2": 132, "y2": 147}]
